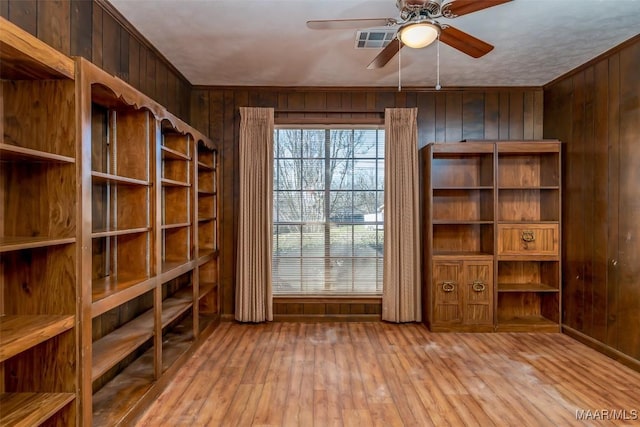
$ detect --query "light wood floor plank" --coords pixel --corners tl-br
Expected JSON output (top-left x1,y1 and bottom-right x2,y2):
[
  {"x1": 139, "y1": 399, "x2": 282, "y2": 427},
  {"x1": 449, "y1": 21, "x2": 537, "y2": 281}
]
[{"x1": 136, "y1": 322, "x2": 640, "y2": 426}]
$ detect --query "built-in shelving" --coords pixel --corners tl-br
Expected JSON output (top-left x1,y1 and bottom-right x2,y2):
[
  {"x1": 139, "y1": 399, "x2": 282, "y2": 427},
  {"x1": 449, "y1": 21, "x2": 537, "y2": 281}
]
[
  {"x1": 1, "y1": 17, "x2": 78, "y2": 426},
  {"x1": 2, "y1": 18, "x2": 220, "y2": 425}
]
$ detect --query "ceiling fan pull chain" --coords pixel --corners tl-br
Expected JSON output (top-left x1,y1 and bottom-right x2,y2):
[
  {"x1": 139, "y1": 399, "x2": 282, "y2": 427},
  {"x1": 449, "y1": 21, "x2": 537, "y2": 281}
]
[
  {"x1": 436, "y1": 35, "x2": 441, "y2": 90},
  {"x1": 398, "y1": 39, "x2": 402, "y2": 92}
]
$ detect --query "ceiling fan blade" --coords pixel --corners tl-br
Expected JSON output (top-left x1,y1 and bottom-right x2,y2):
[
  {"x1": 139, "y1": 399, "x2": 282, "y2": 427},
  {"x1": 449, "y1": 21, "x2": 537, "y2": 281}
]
[
  {"x1": 366, "y1": 38, "x2": 403, "y2": 69},
  {"x1": 439, "y1": 25, "x2": 494, "y2": 58},
  {"x1": 442, "y1": 0, "x2": 512, "y2": 18},
  {"x1": 306, "y1": 18, "x2": 394, "y2": 30}
]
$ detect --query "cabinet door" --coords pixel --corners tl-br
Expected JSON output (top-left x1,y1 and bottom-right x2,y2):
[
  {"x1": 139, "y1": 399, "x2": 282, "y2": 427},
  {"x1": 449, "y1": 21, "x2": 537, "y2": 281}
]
[
  {"x1": 462, "y1": 261, "x2": 493, "y2": 325},
  {"x1": 432, "y1": 261, "x2": 462, "y2": 324}
]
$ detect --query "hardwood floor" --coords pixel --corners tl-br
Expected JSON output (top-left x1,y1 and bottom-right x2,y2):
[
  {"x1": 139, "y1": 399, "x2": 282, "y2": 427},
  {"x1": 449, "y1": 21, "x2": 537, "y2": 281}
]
[{"x1": 136, "y1": 322, "x2": 640, "y2": 426}]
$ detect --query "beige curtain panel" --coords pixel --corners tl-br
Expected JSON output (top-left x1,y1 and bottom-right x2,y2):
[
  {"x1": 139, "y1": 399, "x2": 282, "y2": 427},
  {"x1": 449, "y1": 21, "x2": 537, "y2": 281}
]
[
  {"x1": 382, "y1": 108, "x2": 422, "y2": 322},
  {"x1": 235, "y1": 107, "x2": 274, "y2": 322}
]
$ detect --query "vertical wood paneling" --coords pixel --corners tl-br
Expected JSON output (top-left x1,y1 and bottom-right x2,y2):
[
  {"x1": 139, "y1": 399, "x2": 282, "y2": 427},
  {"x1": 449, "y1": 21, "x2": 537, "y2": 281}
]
[
  {"x1": 145, "y1": 49, "x2": 156, "y2": 101},
  {"x1": 582, "y1": 66, "x2": 595, "y2": 337},
  {"x1": 376, "y1": 91, "x2": 395, "y2": 112},
  {"x1": 222, "y1": 89, "x2": 238, "y2": 316},
  {"x1": 287, "y1": 92, "x2": 305, "y2": 121},
  {"x1": 157, "y1": 62, "x2": 168, "y2": 106},
  {"x1": 544, "y1": 37, "x2": 640, "y2": 362},
  {"x1": 167, "y1": 73, "x2": 177, "y2": 113},
  {"x1": 350, "y1": 92, "x2": 366, "y2": 120},
  {"x1": 434, "y1": 92, "x2": 446, "y2": 141},
  {"x1": 462, "y1": 92, "x2": 483, "y2": 141},
  {"x1": 508, "y1": 90, "x2": 524, "y2": 139},
  {"x1": 365, "y1": 92, "x2": 376, "y2": 119},
  {"x1": 483, "y1": 92, "x2": 500, "y2": 139},
  {"x1": 498, "y1": 91, "x2": 510, "y2": 140},
  {"x1": 100, "y1": 10, "x2": 118, "y2": 75},
  {"x1": 616, "y1": 40, "x2": 640, "y2": 358},
  {"x1": 417, "y1": 92, "x2": 435, "y2": 148},
  {"x1": 37, "y1": 0, "x2": 70, "y2": 55},
  {"x1": 569, "y1": 70, "x2": 586, "y2": 331},
  {"x1": 128, "y1": 37, "x2": 140, "y2": 89},
  {"x1": 325, "y1": 92, "x2": 343, "y2": 121},
  {"x1": 0, "y1": 1, "x2": 8, "y2": 19},
  {"x1": 606, "y1": 53, "x2": 620, "y2": 350},
  {"x1": 70, "y1": 0, "x2": 92, "y2": 59},
  {"x1": 8, "y1": 0, "x2": 37, "y2": 36},
  {"x1": 591, "y1": 58, "x2": 609, "y2": 343},
  {"x1": 91, "y1": 4, "x2": 102, "y2": 68},
  {"x1": 190, "y1": 90, "x2": 210, "y2": 136},
  {"x1": 533, "y1": 91, "x2": 544, "y2": 139},
  {"x1": 445, "y1": 92, "x2": 462, "y2": 141},
  {"x1": 137, "y1": 45, "x2": 148, "y2": 95},
  {"x1": 118, "y1": 27, "x2": 129, "y2": 80},
  {"x1": 304, "y1": 92, "x2": 326, "y2": 120},
  {"x1": 523, "y1": 91, "x2": 535, "y2": 139}
]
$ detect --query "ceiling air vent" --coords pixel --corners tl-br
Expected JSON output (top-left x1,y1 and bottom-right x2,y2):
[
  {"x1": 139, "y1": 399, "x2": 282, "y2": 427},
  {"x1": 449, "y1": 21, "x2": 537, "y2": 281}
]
[{"x1": 355, "y1": 29, "x2": 397, "y2": 49}]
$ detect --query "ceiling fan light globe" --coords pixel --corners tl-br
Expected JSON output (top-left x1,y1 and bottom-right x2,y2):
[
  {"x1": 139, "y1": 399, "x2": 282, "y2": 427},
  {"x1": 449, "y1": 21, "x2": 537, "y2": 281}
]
[{"x1": 399, "y1": 22, "x2": 440, "y2": 48}]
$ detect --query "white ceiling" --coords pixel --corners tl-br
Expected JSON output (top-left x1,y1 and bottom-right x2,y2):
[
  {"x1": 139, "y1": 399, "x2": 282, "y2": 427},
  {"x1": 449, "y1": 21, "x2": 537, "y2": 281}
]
[{"x1": 107, "y1": 0, "x2": 640, "y2": 88}]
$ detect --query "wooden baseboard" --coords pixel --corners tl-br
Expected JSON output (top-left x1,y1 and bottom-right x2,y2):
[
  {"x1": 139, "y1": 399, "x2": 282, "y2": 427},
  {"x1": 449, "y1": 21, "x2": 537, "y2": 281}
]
[
  {"x1": 273, "y1": 314, "x2": 381, "y2": 322},
  {"x1": 562, "y1": 325, "x2": 640, "y2": 373}
]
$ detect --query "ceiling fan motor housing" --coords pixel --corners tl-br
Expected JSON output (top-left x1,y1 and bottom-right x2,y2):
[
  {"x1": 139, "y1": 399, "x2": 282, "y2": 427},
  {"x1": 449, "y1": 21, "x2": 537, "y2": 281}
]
[{"x1": 397, "y1": 0, "x2": 442, "y2": 16}]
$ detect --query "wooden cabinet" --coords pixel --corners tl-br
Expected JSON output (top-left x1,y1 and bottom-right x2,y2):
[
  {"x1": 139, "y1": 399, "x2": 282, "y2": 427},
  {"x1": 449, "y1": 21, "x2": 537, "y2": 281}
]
[
  {"x1": 1, "y1": 17, "x2": 220, "y2": 425},
  {"x1": 1, "y1": 18, "x2": 78, "y2": 426},
  {"x1": 422, "y1": 140, "x2": 561, "y2": 332},
  {"x1": 431, "y1": 258, "x2": 493, "y2": 330}
]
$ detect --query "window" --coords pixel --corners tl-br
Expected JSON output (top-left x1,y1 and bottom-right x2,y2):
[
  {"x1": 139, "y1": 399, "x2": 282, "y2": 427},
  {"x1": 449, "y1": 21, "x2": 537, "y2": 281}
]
[{"x1": 273, "y1": 127, "x2": 384, "y2": 295}]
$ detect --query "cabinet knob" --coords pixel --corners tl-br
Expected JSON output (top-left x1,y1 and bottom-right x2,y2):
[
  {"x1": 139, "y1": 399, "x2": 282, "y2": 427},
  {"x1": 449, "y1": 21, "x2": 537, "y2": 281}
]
[
  {"x1": 521, "y1": 230, "x2": 535, "y2": 243},
  {"x1": 442, "y1": 281, "x2": 456, "y2": 292},
  {"x1": 472, "y1": 281, "x2": 486, "y2": 292}
]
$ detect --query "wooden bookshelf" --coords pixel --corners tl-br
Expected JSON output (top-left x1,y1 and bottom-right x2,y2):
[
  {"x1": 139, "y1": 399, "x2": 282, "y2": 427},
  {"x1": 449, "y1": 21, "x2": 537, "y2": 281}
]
[
  {"x1": 1, "y1": 16, "x2": 78, "y2": 426},
  {"x1": 196, "y1": 144, "x2": 220, "y2": 324},
  {"x1": 2, "y1": 19, "x2": 219, "y2": 424},
  {"x1": 422, "y1": 141, "x2": 561, "y2": 332}
]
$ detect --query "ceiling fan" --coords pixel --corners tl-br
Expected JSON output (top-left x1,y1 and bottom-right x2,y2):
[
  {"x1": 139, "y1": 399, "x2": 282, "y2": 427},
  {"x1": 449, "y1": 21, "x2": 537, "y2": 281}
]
[{"x1": 307, "y1": 0, "x2": 512, "y2": 69}]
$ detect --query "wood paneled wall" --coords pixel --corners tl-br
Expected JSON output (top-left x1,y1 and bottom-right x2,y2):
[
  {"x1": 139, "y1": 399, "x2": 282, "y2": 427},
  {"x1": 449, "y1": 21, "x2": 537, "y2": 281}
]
[
  {"x1": 190, "y1": 87, "x2": 544, "y2": 317},
  {"x1": 0, "y1": 0, "x2": 191, "y2": 120},
  {"x1": 544, "y1": 35, "x2": 640, "y2": 364}
]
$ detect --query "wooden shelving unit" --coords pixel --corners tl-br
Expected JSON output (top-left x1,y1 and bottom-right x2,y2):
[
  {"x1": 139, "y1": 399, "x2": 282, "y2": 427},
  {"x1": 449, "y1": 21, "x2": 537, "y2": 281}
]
[
  {"x1": 1, "y1": 17, "x2": 78, "y2": 426},
  {"x1": 196, "y1": 143, "x2": 220, "y2": 328},
  {"x1": 422, "y1": 140, "x2": 561, "y2": 333},
  {"x1": 422, "y1": 143, "x2": 495, "y2": 332},
  {"x1": 495, "y1": 142, "x2": 561, "y2": 332},
  {"x1": 76, "y1": 57, "x2": 218, "y2": 424},
  {"x1": 2, "y1": 18, "x2": 219, "y2": 425}
]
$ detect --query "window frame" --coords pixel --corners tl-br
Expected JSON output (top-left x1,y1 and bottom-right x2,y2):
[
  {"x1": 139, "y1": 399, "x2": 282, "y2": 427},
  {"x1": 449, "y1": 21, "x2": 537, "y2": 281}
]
[{"x1": 272, "y1": 124, "x2": 385, "y2": 297}]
